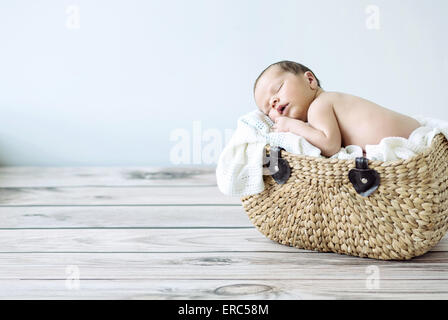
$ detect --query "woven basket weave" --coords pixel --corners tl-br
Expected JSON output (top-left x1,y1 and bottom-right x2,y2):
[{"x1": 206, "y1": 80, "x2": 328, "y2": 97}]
[{"x1": 241, "y1": 133, "x2": 448, "y2": 260}]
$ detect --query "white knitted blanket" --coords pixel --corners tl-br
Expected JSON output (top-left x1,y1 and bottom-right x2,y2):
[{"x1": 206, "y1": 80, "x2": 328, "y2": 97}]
[{"x1": 216, "y1": 110, "x2": 448, "y2": 197}]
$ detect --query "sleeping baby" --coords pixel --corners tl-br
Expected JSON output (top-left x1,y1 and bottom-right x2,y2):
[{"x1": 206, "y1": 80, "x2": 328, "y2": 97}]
[{"x1": 253, "y1": 60, "x2": 421, "y2": 157}]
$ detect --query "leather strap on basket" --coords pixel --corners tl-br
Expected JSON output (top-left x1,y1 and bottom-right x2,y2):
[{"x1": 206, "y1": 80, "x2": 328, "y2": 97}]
[
  {"x1": 348, "y1": 157, "x2": 380, "y2": 197},
  {"x1": 263, "y1": 147, "x2": 291, "y2": 185}
]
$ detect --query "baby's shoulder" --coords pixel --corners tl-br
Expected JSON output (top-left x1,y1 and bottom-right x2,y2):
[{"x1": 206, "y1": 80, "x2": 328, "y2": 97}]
[
  {"x1": 309, "y1": 91, "x2": 340, "y2": 110},
  {"x1": 315, "y1": 91, "x2": 344, "y2": 103}
]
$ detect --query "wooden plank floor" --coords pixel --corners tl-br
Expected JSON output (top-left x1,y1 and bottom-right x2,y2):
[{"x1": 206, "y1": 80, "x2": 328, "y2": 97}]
[{"x1": 0, "y1": 166, "x2": 447, "y2": 299}]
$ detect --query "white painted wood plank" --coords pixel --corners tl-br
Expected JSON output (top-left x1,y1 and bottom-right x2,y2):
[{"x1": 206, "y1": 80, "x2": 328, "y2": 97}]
[
  {"x1": 0, "y1": 279, "x2": 446, "y2": 299},
  {"x1": 0, "y1": 228, "x2": 288, "y2": 253},
  {"x1": 0, "y1": 186, "x2": 241, "y2": 205},
  {"x1": 0, "y1": 206, "x2": 252, "y2": 228},
  {"x1": 0, "y1": 251, "x2": 447, "y2": 280},
  {"x1": 0, "y1": 229, "x2": 446, "y2": 253},
  {"x1": 0, "y1": 167, "x2": 217, "y2": 187}
]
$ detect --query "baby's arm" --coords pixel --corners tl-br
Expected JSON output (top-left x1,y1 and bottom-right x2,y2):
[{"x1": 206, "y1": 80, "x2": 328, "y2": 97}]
[
  {"x1": 307, "y1": 100, "x2": 342, "y2": 156},
  {"x1": 287, "y1": 99, "x2": 341, "y2": 157}
]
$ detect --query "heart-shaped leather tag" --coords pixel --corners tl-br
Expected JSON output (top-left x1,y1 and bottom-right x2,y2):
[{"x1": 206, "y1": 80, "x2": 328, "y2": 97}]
[
  {"x1": 271, "y1": 158, "x2": 291, "y2": 184},
  {"x1": 348, "y1": 157, "x2": 380, "y2": 196},
  {"x1": 263, "y1": 147, "x2": 291, "y2": 185}
]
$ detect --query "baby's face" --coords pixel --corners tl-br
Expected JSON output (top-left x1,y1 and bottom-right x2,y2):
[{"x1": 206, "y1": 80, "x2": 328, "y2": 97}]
[{"x1": 254, "y1": 65, "x2": 316, "y2": 123}]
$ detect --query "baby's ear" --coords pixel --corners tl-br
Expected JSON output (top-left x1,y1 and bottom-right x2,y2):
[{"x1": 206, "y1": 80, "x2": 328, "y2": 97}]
[{"x1": 304, "y1": 71, "x2": 318, "y2": 89}]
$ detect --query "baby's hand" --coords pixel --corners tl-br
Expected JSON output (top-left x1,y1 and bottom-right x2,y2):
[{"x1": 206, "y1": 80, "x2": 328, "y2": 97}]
[{"x1": 272, "y1": 116, "x2": 297, "y2": 132}]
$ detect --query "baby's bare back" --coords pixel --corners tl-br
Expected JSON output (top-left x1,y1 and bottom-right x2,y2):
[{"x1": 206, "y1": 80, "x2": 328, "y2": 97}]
[{"x1": 320, "y1": 92, "x2": 421, "y2": 150}]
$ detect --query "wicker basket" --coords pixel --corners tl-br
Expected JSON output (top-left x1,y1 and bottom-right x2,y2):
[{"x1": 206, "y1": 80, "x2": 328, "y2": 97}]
[{"x1": 241, "y1": 133, "x2": 448, "y2": 260}]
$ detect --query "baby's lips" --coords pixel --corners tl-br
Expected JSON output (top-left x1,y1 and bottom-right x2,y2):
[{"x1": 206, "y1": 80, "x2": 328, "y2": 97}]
[{"x1": 277, "y1": 103, "x2": 289, "y2": 114}]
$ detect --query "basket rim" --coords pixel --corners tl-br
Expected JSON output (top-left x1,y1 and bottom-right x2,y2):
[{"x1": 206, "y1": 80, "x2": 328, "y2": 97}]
[{"x1": 266, "y1": 133, "x2": 446, "y2": 167}]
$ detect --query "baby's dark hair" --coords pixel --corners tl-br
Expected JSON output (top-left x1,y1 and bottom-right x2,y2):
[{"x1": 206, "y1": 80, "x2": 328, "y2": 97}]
[{"x1": 253, "y1": 60, "x2": 322, "y2": 93}]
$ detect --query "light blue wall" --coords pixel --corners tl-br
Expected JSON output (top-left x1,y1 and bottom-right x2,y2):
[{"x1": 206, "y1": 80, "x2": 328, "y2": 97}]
[{"x1": 1, "y1": 0, "x2": 447, "y2": 166}]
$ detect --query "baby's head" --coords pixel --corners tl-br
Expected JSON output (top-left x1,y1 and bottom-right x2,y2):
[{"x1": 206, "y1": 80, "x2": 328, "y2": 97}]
[{"x1": 253, "y1": 60, "x2": 322, "y2": 122}]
